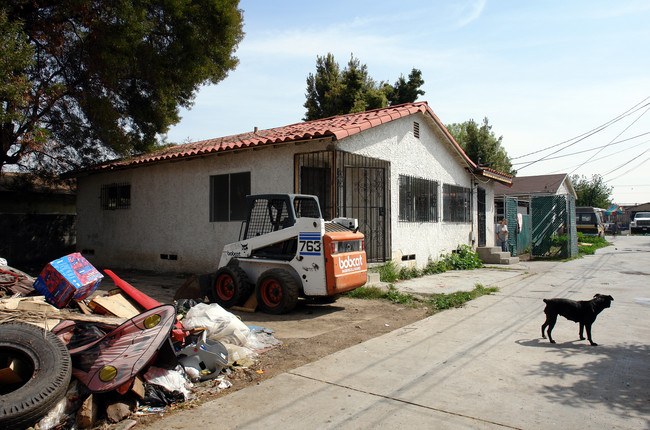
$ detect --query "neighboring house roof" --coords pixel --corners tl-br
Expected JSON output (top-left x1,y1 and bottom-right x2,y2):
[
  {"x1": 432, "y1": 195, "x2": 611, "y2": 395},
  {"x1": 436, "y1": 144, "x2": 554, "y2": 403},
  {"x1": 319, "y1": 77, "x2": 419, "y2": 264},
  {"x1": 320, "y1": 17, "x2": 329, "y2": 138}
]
[
  {"x1": 624, "y1": 202, "x2": 650, "y2": 212},
  {"x1": 0, "y1": 172, "x2": 75, "y2": 195},
  {"x1": 494, "y1": 173, "x2": 575, "y2": 198},
  {"x1": 77, "y1": 102, "x2": 512, "y2": 184}
]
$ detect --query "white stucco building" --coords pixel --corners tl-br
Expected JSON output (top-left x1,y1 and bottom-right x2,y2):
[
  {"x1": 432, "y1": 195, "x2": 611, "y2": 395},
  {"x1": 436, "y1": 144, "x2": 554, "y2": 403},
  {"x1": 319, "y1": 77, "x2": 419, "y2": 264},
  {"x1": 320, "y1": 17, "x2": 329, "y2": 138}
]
[{"x1": 74, "y1": 102, "x2": 512, "y2": 273}]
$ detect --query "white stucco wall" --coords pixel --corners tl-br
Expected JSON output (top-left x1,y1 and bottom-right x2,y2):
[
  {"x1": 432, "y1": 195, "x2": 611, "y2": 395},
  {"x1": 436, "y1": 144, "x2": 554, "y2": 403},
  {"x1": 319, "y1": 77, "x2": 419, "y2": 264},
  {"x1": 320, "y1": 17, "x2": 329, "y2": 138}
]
[
  {"x1": 337, "y1": 113, "x2": 495, "y2": 267},
  {"x1": 76, "y1": 112, "x2": 497, "y2": 273},
  {"x1": 76, "y1": 140, "x2": 331, "y2": 273}
]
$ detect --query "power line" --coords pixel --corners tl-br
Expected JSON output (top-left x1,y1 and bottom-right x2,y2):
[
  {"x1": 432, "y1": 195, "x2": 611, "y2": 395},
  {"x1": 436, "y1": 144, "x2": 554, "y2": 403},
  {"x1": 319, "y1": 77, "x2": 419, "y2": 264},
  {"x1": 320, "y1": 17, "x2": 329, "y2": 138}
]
[
  {"x1": 606, "y1": 155, "x2": 650, "y2": 181},
  {"x1": 512, "y1": 96, "x2": 650, "y2": 163},
  {"x1": 545, "y1": 139, "x2": 650, "y2": 174},
  {"x1": 569, "y1": 104, "x2": 650, "y2": 174},
  {"x1": 511, "y1": 133, "x2": 650, "y2": 165},
  {"x1": 602, "y1": 148, "x2": 650, "y2": 176}
]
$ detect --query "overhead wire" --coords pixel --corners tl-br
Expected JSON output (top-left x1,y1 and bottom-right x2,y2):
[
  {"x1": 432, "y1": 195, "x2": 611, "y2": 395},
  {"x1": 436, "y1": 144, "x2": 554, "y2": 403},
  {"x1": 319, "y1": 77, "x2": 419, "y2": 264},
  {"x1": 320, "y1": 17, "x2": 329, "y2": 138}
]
[
  {"x1": 512, "y1": 96, "x2": 650, "y2": 160},
  {"x1": 606, "y1": 155, "x2": 650, "y2": 181},
  {"x1": 510, "y1": 132, "x2": 650, "y2": 165},
  {"x1": 569, "y1": 104, "x2": 650, "y2": 174},
  {"x1": 513, "y1": 96, "x2": 650, "y2": 170}
]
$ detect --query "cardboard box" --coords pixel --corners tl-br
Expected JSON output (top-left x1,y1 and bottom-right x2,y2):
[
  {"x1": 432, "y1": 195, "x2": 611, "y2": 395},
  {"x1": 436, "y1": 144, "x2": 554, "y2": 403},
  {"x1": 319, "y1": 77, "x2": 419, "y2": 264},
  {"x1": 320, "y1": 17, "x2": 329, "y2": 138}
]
[{"x1": 33, "y1": 253, "x2": 103, "y2": 308}]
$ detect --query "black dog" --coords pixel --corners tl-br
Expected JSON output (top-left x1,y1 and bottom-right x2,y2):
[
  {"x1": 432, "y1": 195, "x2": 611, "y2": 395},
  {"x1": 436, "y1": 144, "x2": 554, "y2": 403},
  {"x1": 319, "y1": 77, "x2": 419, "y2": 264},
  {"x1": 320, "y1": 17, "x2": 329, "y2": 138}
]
[{"x1": 541, "y1": 294, "x2": 613, "y2": 346}]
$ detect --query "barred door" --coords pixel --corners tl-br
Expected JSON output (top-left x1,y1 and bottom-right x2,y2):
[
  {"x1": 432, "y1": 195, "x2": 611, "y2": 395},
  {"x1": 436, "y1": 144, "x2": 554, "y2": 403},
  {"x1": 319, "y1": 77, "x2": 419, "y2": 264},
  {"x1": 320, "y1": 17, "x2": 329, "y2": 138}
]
[
  {"x1": 296, "y1": 151, "x2": 390, "y2": 262},
  {"x1": 477, "y1": 187, "x2": 486, "y2": 247}
]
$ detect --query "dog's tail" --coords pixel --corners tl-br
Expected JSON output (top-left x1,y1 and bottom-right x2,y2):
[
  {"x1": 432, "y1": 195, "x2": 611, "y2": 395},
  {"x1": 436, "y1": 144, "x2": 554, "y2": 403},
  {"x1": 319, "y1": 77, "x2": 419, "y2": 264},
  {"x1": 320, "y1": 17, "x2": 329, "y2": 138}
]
[{"x1": 543, "y1": 299, "x2": 549, "y2": 304}]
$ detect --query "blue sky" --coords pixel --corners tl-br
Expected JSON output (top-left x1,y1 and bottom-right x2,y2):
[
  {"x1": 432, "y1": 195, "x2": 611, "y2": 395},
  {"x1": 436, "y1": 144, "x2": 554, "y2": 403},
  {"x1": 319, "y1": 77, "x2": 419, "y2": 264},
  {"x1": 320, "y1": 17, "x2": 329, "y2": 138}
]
[{"x1": 164, "y1": 0, "x2": 650, "y2": 205}]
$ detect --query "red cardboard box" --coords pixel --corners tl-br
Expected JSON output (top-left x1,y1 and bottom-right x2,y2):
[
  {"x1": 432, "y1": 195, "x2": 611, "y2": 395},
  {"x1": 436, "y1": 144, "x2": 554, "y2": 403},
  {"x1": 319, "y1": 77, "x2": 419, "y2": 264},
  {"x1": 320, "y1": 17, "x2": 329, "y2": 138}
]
[{"x1": 33, "y1": 253, "x2": 103, "y2": 308}]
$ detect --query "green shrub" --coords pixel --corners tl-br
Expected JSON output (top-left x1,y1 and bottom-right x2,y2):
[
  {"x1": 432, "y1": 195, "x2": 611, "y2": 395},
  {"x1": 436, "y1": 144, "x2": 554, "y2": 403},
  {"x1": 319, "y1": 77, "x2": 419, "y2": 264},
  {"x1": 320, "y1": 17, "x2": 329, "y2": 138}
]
[
  {"x1": 378, "y1": 260, "x2": 400, "y2": 283},
  {"x1": 376, "y1": 245, "x2": 483, "y2": 282},
  {"x1": 440, "y1": 245, "x2": 484, "y2": 270}
]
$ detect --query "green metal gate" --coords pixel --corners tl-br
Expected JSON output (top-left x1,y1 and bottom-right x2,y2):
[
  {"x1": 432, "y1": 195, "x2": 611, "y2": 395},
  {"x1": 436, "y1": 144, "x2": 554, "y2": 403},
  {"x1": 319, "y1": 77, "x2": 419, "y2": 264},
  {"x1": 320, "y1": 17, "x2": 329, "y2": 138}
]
[
  {"x1": 506, "y1": 198, "x2": 518, "y2": 256},
  {"x1": 531, "y1": 195, "x2": 578, "y2": 258}
]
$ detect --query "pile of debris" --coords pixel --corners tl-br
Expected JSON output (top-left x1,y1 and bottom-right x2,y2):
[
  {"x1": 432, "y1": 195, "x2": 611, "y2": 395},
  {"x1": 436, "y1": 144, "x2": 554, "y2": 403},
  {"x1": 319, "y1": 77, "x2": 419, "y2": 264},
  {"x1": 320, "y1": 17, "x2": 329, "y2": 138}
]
[{"x1": 0, "y1": 254, "x2": 280, "y2": 429}]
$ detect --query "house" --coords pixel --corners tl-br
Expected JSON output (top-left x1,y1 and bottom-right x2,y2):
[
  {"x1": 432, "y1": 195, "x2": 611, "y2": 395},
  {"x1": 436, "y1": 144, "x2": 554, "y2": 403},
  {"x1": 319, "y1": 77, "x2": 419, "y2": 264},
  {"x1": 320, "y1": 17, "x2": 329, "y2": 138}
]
[
  {"x1": 493, "y1": 173, "x2": 577, "y2": 220},
  {"x1": 493, "y1": 173, "x2": 578, "y2": 258},
  {"x1": 0, "y1": 172, "x2": 76, "y2": 267},
  {"x1": 73, "y1": 102, "x2": 512, "y2": 273}
]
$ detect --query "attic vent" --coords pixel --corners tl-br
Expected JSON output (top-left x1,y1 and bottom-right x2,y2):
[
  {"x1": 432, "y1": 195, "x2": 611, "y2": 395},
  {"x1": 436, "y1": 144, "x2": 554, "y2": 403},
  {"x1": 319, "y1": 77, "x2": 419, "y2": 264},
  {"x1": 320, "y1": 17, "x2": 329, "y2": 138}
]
[{"x1": 413, "y1": 121, "x2": 420, "y2": 139}]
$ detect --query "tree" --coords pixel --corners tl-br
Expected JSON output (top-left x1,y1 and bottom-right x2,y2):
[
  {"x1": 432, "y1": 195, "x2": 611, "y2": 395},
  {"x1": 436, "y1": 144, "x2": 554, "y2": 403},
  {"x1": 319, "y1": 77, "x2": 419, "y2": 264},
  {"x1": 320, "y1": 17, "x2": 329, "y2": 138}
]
[
  {"x1": 447, "y1": 118, "x2": 515, "y2": 176},
  {"x1": 304, "y1": 53, "x2": 424, "y2": 121},
  {"x1": 0, "y1": 0, "x2": 244, "y2": 175},
  {"x1": 571, "y1": 174, "x2": 613, "y2": 208}
]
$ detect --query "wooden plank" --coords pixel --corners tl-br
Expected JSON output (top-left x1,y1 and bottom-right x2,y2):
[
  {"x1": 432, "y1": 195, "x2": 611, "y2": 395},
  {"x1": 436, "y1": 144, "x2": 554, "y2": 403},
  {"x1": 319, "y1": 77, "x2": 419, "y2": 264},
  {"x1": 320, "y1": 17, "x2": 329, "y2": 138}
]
[
  {"x1": 231, "y1": 293, "x2": 258, "y2": 313},
  {"x1": 90, "y1": 293, "x2": 141, "y2": 319}
]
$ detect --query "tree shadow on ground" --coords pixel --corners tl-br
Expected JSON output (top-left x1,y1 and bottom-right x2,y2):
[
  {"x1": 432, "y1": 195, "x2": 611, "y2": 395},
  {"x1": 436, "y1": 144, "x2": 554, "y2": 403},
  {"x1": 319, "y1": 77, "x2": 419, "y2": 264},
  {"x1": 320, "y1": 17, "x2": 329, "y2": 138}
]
[{"x1": 517, "y1": 339, "x2": 649, "y2": 415}]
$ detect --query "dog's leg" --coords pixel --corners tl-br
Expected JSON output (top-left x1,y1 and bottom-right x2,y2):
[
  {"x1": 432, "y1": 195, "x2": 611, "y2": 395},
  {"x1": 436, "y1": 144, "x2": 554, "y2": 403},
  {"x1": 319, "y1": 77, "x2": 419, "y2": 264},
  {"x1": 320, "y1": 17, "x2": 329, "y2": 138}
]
[
  {"x1": 543, "y1": 314, "x2": 557, "y2": 343},
  {"x1": 585, "y1": 323, "x2": 597, "y2": 346},
  {"x1": 579, "y1": 322, "x2": 585, "y2": 341}
]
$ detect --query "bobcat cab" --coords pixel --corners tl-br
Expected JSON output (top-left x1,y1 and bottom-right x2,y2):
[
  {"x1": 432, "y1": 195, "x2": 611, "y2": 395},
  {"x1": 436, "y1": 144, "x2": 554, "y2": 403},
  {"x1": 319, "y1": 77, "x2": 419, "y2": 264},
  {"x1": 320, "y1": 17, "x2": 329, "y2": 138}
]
[{"x1": 211, "y1": 194, "x2": 367, "y2": 314}]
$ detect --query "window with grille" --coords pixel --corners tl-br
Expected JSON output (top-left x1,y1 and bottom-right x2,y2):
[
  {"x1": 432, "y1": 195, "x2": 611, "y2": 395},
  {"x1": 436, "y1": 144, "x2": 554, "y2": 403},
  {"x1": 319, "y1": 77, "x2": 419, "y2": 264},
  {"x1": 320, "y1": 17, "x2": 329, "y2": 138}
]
[
  {"x1": 101, "y1": 183, "x2": 131, "y2": 210},
  {"x1": 399, "y1": 175, "x2": 438, "y2": 222},
  {"x1": 210, "y1": 172, "x2": 251, "y2": 222},
  {"x1": 443, "y1": 184, "x2": 472, "y2": 222},
  {"x1": 413, "y1": 121, "x2": 420, "y2": 139}
]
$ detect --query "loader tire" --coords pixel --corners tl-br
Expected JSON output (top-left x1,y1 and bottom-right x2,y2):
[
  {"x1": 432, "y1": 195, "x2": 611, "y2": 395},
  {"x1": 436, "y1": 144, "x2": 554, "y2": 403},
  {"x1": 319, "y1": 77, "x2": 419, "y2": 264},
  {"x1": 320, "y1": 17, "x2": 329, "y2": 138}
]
[
  {"x1": 211, "y1": 265, "x2": 251, "y2": 308},
  {"x1": 0, "y1": 322, "x2": 72, "y2": 429},
  {"x1": 256, "y1": 269, "x2": 300, "y2": 314}
]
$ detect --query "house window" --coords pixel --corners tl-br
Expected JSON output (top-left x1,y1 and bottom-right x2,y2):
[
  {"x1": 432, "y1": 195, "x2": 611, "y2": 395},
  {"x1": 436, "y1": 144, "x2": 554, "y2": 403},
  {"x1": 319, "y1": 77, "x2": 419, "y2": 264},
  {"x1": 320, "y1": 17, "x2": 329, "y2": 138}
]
[
  {"x1": 210, "y1": 172, "x2": 251, "y2": 222},
  {"x1": 413, "y1": 121, "x2": 420, "y2": 139},
  {"x1": 399, "y1": 175, "x2": 438, "y2": 222},
  {"x1": 101, "y1": 183, "x2": 131, "y2": 210},
  {"x1": 443, "y1": 184, "x2": 471, "y2": 222}
]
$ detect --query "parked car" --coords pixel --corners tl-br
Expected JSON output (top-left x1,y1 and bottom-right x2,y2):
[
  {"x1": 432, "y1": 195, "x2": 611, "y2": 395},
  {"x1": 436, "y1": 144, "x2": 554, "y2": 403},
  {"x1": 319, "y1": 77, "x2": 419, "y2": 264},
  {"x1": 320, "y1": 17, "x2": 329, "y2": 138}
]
[
  {"x1": 576, "y1": 207, "x2": 605, "y2": 237},
  {"x1": 630, "y1": 211, "x2": 650, "y2": 234}
]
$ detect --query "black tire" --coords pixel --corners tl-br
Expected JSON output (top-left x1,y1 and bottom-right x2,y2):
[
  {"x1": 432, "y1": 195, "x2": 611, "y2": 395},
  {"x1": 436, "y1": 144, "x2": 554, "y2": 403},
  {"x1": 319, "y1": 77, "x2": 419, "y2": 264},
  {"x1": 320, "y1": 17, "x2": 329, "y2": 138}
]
[
  {"x1": 0, "y1": 322, "x2": 72, "y2": 429},
  {"x1": 255, "y1": 268, "x2": 300, "y2": 314},
  {"x1": 310, "y1": 293, "x2": 341, "y2": 304},
  {"x1": 210, "y1": 265, "x2": 251, "y2": 308}
]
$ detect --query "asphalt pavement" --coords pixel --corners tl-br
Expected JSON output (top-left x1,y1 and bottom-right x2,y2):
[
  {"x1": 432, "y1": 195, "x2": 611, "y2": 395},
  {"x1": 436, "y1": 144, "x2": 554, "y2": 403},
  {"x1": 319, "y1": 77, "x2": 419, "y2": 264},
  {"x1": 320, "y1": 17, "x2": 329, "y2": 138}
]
[{"x1": 143, "y1": 235, "x2": 650, "y2": 429}]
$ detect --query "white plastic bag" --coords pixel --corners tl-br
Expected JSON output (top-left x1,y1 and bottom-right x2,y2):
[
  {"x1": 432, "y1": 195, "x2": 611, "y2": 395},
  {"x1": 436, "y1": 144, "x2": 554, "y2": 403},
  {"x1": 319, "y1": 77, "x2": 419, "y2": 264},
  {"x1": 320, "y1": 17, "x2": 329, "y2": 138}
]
[
  {"x1": 183, "y1": 303, "x2": 251, "y2": 346},
  {"x1": 143, "y1": 366, "x2": 192, "y2": 400}
]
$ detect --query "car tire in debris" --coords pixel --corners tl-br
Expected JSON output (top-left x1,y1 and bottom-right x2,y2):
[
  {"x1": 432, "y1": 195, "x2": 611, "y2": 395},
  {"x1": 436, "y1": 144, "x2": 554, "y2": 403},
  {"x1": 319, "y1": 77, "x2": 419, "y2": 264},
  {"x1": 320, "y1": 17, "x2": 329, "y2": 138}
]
[
  {"x1": 0, "y1": 322, "x2": 72, "y2": 429},
  {"x1": 211, "y1": 265, "x2": 252, "y2": 308},
  {"x1": 255, "y1": 268, "x2": 300, "y2": 314}
]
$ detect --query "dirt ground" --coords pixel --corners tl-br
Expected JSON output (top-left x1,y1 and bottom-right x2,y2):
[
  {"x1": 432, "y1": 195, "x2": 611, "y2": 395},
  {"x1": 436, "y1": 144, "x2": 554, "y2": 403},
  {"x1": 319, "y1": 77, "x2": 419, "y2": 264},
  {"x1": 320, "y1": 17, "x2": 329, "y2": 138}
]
[{"x1": 89, "y1": 270, "x2": 430, "y2": 428}]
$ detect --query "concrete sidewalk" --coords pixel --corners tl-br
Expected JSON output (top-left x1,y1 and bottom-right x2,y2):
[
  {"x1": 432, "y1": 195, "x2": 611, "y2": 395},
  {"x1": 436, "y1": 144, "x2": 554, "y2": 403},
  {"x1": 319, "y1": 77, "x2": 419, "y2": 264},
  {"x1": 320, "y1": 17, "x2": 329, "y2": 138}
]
[{"x1": 143, "y1": 237, "x2": 649, "y2": 429}]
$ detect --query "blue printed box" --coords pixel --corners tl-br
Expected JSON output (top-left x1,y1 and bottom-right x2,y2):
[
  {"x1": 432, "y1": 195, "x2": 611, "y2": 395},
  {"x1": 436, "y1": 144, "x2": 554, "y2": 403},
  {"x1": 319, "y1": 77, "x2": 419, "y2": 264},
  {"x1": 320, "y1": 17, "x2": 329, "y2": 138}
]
[{"x1": 33, "y1": 253, "x2": 103, "y2": 308}]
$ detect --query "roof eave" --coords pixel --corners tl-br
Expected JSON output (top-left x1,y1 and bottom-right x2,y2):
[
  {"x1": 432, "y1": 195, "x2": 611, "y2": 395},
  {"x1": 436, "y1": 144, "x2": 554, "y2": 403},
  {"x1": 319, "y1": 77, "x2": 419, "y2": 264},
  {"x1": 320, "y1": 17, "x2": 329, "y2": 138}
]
[{"x1": 474, "y1": 168, "x2": 513, "y2": 185}]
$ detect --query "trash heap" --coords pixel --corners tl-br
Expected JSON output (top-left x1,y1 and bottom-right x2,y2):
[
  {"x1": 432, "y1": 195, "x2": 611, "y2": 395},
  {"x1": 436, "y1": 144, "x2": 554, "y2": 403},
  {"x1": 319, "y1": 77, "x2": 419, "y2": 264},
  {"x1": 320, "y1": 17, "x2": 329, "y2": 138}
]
[{"x1": 0, "y1": 254, "x2": 281, "y2": 429}]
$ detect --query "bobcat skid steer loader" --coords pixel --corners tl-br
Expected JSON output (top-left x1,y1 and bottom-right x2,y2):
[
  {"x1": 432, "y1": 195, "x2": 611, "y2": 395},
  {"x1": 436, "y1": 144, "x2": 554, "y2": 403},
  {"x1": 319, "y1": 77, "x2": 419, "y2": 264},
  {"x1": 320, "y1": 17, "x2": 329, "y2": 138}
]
[{"x1": 210, "y1": 194, "x2": 367, "y2": 314}]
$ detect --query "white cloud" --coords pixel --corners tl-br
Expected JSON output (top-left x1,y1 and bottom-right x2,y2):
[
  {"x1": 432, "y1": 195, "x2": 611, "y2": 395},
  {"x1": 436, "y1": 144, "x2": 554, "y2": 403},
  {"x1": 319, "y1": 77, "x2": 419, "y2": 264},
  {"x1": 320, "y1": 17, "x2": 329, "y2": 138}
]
[{"x1": 451, "y1": 0, "x2": 487, "y2": 28}]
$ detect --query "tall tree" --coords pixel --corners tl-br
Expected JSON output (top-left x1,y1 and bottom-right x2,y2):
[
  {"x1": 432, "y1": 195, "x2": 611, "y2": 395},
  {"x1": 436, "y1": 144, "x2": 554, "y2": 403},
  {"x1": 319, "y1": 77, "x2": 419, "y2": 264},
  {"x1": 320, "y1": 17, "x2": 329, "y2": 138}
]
[
  {"x1": 0, "y1": 0, "x2": 244, "y2": 175},
  {"x1": 571, "y1": 174, "x2": 613, "y2": 208},
  {"x1": 447, "y1": 118, "x2": 515, "y2": 176},
  {"x1": 304, "y1": 53, "x2": 424, "y2": 121}
]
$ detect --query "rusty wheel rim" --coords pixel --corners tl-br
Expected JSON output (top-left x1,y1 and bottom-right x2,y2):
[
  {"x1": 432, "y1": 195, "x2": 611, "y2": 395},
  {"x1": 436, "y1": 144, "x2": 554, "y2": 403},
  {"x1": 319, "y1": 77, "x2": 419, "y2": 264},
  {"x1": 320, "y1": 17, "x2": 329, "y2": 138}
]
[
  {"x1": 260, "y1": 278, "x2": 282, "y2": 307},
  {"x1": 215, "y1": 274, "x2": 235, "y2": 301}
]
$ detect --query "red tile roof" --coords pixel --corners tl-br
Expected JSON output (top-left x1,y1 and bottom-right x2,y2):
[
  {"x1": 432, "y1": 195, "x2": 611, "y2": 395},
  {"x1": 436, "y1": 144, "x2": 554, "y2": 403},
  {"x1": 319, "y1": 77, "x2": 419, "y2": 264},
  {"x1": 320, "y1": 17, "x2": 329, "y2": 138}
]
[{"x1": 82, "y1": 101, "x2": 511, "y2": 184}]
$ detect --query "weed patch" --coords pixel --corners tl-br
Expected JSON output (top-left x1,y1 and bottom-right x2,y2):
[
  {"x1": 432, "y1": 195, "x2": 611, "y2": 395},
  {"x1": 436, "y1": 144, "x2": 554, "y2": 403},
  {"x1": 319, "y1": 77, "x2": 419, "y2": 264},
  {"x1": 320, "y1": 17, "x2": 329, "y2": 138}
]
[
  {"x1": 346, "y1": 283, "x2": 498, "y2": 314},
  {"x1": 377, "y1": 245, "x2": 483, "y2": 283}
]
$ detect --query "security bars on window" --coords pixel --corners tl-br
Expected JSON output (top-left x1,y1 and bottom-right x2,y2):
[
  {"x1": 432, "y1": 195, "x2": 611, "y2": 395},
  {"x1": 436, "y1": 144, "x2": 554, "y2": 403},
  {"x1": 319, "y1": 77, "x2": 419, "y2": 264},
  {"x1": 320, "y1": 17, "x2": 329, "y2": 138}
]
[
  {"x1": 399, "y1": 175, "x2": 438, "y2": 222},
  {"x1": 101, "y1": 183, "x2": 131, "y2": 210}
]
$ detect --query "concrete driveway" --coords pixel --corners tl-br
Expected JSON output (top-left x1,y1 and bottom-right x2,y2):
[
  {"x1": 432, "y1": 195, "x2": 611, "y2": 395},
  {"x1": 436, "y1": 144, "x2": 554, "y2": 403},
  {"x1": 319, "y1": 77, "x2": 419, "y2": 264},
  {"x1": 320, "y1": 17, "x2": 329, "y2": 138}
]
[{"x1": 144, "y1": 235, "x2": 650, "y2": 429}]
